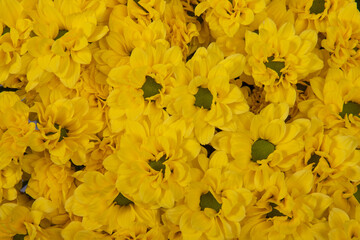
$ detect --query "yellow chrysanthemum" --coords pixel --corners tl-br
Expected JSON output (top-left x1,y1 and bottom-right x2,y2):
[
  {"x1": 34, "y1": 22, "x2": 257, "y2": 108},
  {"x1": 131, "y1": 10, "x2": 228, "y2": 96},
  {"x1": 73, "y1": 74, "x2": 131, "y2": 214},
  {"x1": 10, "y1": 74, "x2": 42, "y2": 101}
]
[
  {"x1": 104, "y1": 116, "x2": 200, "y2": 209},
  {"x1": 24, "y1": 0, "x2": 108, "y2": 89},
  {"x1": 65, "y1": 171, "x2": 159, "y2": 233},
  {"x1": 164, "y1": 152, "x2": 253, "y2": 239},
  {"x1": 321, "y1": 2, "x2": 360, "y2": 70},
  {"x1": 195, "y1": 0, "x2": 266, "y2": 38},
  {"x1": 167, "y1": 43, "x2": 249, "y2": 144},
  {"x1": 298, "y1": 67, "x2": 360, "y2": 140},
  {"x1": 62, "y1": 221, "x2": 112, "y2": 240},
  {"x1": 328, "y1": 207, "x2": 360, "y2": 240},
  {"x1": 288, "y1": 0, "x2": 351, "y2": 33},
  {"x1": 245, "y1": 18, "x2": 323, "y2": 106},
  {"x1": 106, "y1": 42, "x2": 182, "y2": 133},
  {"x1": 212, "y1": 103, "x2": 310, "y2": 172},
  {"x1": 32, "y1": 96, "x2": 104, "y2": 165},
  {"x1": 21, "y1": 151, "x2": 77, "y2": 208},
  {"x1": 94, "y1": 5, "x2": 167, "y2": 74}
]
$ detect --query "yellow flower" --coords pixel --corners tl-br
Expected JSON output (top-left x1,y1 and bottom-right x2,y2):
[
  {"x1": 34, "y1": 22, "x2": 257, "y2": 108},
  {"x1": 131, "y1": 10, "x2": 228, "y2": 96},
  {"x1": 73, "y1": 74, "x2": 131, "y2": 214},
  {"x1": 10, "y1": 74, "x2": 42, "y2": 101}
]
[
  {"x1": 21, "y1": 151, "x2": 77, "y2": 208},
  {"x1": 212, "y1": 103, "x2": 310, "y2": 171},
  {"x1": 103, "y1": 117, "x2": 200, "y2": 209},
  {"x1": 288, "y1": 0, "x2": 351, "y2": 33},
  {"x1": 321, "y1": 2, "x2": 360, "y2": 70},
  {"x1": 32, "y1": 96, "x2": 104, "y2": 165},
  {"x1": 106, "y1": 42, "x2": 182, "y2": 133},
  {"x1": 245, "y1": 18, "x2": 323, "y2": 106},
  {"x1": 164, "y1": 155, "x2": 253, "y2": 239},
  {"x1": 62, "y1": 221, "x2": 112, "y2": 240},
  {"x1": 94, "y1": 6, "x2": 167, "y2": 74},
  {"x1": 65, "y1": 171, "x2": 158, "y2": 233},
  {"x1": 328, "y1": 207, "x2": 360, "y2": 240},
  {"x1": 24, "y1": 0, "x2": 108, "y2": 89},
  {"x1": 167, "y1": 43, "x2": 249, "y2": 144},
  {"x1": 195, "y1": 0, "x2": 266, "y2": 38},
  {"x1": 298, "y1": 67, "x2": 360, "y2": 140}
]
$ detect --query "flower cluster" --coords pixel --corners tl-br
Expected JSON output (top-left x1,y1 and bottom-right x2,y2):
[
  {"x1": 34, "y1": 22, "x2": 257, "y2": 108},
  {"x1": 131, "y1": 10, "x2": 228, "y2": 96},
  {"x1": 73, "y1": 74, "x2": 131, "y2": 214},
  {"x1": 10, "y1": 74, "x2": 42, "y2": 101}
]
[{"x1": 1, "y1": 0, "x2": 360, "y2": 239}]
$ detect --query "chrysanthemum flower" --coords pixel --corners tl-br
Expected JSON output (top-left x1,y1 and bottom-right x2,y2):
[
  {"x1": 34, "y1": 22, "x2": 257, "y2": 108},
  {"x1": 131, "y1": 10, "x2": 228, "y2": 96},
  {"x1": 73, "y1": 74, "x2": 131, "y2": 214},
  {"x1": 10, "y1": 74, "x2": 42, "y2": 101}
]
[
  {"x1": 328, "y1": 207, "x2": 360, "y2": 240},
  {"x1": 104, "y1": 116, "x2": 200, "y2": 209},
  {"x1": 321, "y1": 2, "x2": 360, "y2": 70},
  {"x1": 32, "y1": 96, "x2": 104, "y2": 165},
  {"x1": 0, "y1": 92, "x2": 41, "y2": 202},
  {"x1": 21, "y1": 151, "x2": 77, "y2": 209},
  {"x1": 94, "y1": 5, "x2": 168, "y2": 74},
  {"x1": 288, "y1": 0, "x2": 351, "y2": 33},
  {"x1": 106, "y1": 42, "x2": 182, "y2": 133},
  {"x1": 212, "y1": 103, "x2": 310, "y2": 172},
  {"x1": 195, "y1": 0, "x2": 266, "y2": 38},
  {"x1": 65, "y1": 171, "x2": 159, "y2": 233},
  {"x1": 298, "y1": 67, "x2": 360, "y2": 140},
  {"x1": 167, "y1": 43, "x2": 249, "y2": 144},
  {"x1": 24, "y1": 0, "x2": 108, "y2": 89},
  {"x1": 244, "y1": 18, "x2": 323, "y2": 106},
  {"x1": 62, "y1": 221, "x2": 112, "y2": 240},
  {"x1": 164, "y1": 151, "x2": 253, "y2": 239}
]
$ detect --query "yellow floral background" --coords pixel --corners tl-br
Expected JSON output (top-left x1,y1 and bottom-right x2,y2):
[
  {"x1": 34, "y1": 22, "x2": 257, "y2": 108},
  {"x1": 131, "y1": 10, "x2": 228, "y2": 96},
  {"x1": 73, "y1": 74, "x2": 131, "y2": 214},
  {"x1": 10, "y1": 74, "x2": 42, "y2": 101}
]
[{"x1": 1, "y1": 0, "x2": 360, "y2": 239}]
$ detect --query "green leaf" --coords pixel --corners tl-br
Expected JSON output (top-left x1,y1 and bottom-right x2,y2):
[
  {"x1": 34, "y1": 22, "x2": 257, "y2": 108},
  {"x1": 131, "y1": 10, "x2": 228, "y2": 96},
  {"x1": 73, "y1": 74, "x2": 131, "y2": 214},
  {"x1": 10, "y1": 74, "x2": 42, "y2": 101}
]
[
  {"x1": 199, "y1": 191, "x2": 222, "y2": 213},
  {"x1": 141, "y1": 76, "x2": 162, "y2": 99},
  {"x1": 339, "y1": 101, "x2": 360, "y2": 118},
  {"x1": 310, "y1": 0, "x2": 325, "y2": 14},
  {"x1": 114, "y1": 192, "x2": 133, "y2": 206},
  {"x1": 251, "y1": 139, "x2": 276, "y2": 162},
  {"x1": 265, "y1": 56, "x2": 285, "y2": 78},
  {"x1": 194, "y1": 87, "x2": 213, "y2": 110}
]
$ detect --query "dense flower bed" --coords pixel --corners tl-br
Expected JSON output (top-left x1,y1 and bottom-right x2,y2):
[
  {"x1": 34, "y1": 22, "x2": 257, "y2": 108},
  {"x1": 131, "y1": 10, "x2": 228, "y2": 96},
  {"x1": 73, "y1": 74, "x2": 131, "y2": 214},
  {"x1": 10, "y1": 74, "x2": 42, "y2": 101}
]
[{"x1": 1, "y1": 0, "x2": 360, "y2": 239}]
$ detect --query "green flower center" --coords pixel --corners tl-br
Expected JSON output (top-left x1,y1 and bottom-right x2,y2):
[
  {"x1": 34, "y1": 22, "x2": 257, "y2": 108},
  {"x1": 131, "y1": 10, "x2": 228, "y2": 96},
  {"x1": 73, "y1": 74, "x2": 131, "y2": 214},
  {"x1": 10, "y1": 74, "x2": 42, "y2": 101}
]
[
  {"x1": 54, "y1": 29, "x2": 68, "y2": 40},
  {"x1": 55, "y1": 123, "x2": 69, "y2": 142},
  {"x1": 141, "y1": 76, "x2": 162, "y2": 99},
  {"x1": 148, "y1": 155, "x2": 167, "y2": 173},
  {"x1": 310, "y1": 0, "x2": 325, "y2": 14},
  {"x1": 194, "y1": 87, "x2": 213, "y2": 110},
  {"x1": 354, "y1": 185, "x2": 360, "y2": 204},
  {"x1": 2, "y1": 26, "x2": 10, "y2": 35},
  {"x1": 266, "y1": 203, "x2": 286, "y2": 218},
  {"x1": 13, "y1": 234, "x2": 27, "y2": 240},
  {"x1": 251, "y1": 139, "x2": 276, "y2": 162},
  {"x1": 199, "y1": 191, "x2": 222, "y2": 213},
  {"x1": 265, "y1": 56, "x2": 285, "y2": 78},
  {"x1": 339, "y1": 101, "x2": 360, "y2": 118},
  {"x1": 307, "y1": 154, "x2": 321, "y2": 170},
  {"x1": 114, "y1": 192, "x2": 133, "y2": 206}
]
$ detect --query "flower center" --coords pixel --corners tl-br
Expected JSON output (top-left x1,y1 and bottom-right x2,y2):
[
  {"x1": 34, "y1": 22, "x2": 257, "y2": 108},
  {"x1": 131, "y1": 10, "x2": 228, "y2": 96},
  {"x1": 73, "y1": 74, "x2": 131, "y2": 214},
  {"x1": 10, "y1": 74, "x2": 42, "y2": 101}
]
[
  {"x1": 148, "y1": 155, "x2": 167, "y2": 173},
  {"x1": 141, "y1": 76, "x2": 162, "y2": 99},
  {"x1": 13, "y1": 234, "x2": 27, "y2": 240},
  {"x1": 251, "y1": 139, "x2": 275, "y2": 162},
  {"x1": 309, "y1": 0, "x2": 325, "y2": 15},
  {"x1": 354, "y1": 185, "x2": 360, "y2": 204},
  {"x1": 265, "y1": 56, "x2": 285, "y2": 78},
  {"x1": 199, "y1": 191, "x2": 222, "y2": 213},
  {"x1": 54, "y1": 123, "x2": 69, "y2": 142},
  {"x1": 339, "y1": 101, "x2": 360, "y2": 118},
  {"x1": 113, "y1": 192, "x2": 133, "y2": 206},
  {"x1": 307, "y1": 154, "x2": 320, "y2": 170},
  {"x1": 2, "y1": 26, "x2": 9, "y2": 35},
  {"x1": 266, "y1": 203, "x2": 286, "y2": 218},
  {"x1": 54, "y1": 29, "x2": 68, "y2": 40},
  {"x1": 194, "y1": 87, "x2": 213, "y2": 110}
]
